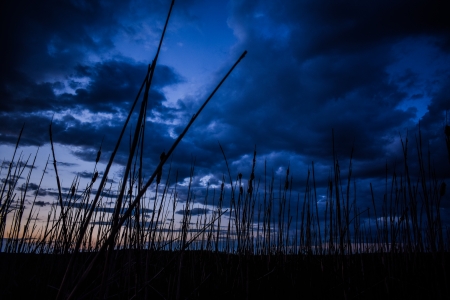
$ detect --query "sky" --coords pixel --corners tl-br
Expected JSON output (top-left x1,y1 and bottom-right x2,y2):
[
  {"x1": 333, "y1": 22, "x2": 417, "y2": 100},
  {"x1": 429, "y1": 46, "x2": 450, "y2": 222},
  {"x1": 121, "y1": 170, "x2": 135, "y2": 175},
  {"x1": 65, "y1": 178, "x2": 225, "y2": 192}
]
[{"x1": 1, "y1": 0, "x2": 450, "y2": 233}]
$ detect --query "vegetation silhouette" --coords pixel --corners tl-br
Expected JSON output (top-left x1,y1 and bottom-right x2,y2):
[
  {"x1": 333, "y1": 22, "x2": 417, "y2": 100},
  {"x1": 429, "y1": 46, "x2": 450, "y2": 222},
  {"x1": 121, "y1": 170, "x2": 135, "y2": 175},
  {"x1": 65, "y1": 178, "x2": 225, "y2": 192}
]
[{"x1": 1, "y1": 1, "x2": 449, "y2": 299}]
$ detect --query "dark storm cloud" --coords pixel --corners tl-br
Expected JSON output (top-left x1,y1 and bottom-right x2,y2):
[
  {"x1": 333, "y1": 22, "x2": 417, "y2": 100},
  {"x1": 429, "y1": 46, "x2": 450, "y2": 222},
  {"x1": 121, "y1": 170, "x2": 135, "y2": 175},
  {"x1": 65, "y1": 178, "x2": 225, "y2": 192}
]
[
  {"x1": 0, "y1": 160, "x2": 34, "y2": 170},
  {"x1": 34, "y1": 189, "x2": 48, "y2": 197},
  {"x1": 0, "y1": 0, "x2": 184, "y2": 154},
  {"x1": 177, "y1": 0, "x2": 450, "y2": 182},
  {"x1": 176, "y1": 207, "x2": 211, "y2": 216},
  {"x1": 0, "y1": 61, "x2": 182, "y2": 158},
  {"x1": 1, "y1": 176, "x2": 24, "y2": 185},
  {"x1": 422, "y1": 79, "x2": 450, "y2": 130},
  {"x1": 227, "y1": 0, "x2": 449, "y2": 58},
  {"x1": 0, "y1": 0, "x2": 191, "y2": 77},
  {"x1": 34, "y1": 200, "x2": 51, "y2": 207},
  {"x1": 57, "y1": 161, "x2": 78, "y2": 167},
  {"x1": 77, "y1": 171, "x2": 102, "y2": 179},
  {"x1": 17, "y1": 182, "x2": 40, "y2": 192},
  {"x1": 0, "y1": 60, "x2": 181, "y2": 114},
  {"x1": 68, "y1": 62, "x2": 182, "y2": 113}
]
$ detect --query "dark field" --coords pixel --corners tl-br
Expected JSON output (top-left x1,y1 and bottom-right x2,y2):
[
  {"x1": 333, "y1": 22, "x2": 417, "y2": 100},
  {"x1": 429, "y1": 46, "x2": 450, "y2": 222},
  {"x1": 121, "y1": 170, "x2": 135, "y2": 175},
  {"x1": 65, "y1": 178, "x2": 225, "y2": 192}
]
[{"x1": 1, "y1": 250, "x2": 449, "y2": 299}]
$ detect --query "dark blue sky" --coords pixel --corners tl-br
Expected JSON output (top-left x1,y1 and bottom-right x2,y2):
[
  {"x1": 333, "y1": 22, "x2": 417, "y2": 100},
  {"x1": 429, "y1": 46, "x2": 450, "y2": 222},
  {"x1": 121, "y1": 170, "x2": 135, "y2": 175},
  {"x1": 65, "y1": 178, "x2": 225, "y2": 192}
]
[{"x1": 1, "y1": 0, "x2": 450, "y2": 225}]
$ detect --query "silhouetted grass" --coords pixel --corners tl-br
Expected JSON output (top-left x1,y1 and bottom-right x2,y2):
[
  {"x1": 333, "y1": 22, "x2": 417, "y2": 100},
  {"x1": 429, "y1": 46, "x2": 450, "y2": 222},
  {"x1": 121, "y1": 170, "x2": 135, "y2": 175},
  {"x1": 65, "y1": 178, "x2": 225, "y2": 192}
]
[
  {"x1": 1, "y1": 122, "x2": 450, "y2": 300},
  {"x1": 1, "y1": 1, "x2": 449, "y2": 299}
]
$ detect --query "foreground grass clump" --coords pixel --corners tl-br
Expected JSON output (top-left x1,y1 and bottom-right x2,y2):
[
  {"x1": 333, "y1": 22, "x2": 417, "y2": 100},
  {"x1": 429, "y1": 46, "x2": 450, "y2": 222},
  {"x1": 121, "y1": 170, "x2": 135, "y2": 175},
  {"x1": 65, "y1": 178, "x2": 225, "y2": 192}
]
[
  {"x1": 1, "y1": 1, "x2": 450, "y2": 299},
  {"x1": 1, "y1": 120, "x2": 449, "y2": 300}
]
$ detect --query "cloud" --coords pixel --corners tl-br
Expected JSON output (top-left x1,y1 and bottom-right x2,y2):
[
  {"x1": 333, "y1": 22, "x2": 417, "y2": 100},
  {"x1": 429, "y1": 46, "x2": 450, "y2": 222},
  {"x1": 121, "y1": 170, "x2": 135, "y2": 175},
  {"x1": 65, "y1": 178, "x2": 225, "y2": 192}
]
[
  {"x1": 34, "y1": 189, "x2": 48, "y2": 197},
  {"x1": 62, "y1": 200, "x2": 153, "y2": 215},
  {"x1": 58, "y1": 161, "x2": 78, "y2": 167},
  {"x1": 77, "y1": 171, "x2": 102, "y2": 179},
  {"x1": 0, "y1": 65, "x2": 182, "y2": 169},
  {"x1": 0, "y1": 0, "x2": 184, "y2": 158},
  {"x1": 33, "y1": 200, "x2": 51, "y2": 207},
  {"x1": 177, "y1": 0, "x2": 450, "y2": 179},
  {"x1": 16, "y1": 182, "x2": 39, "y2": 192},
  {"x1": 0, "y1": 60, "x2": 181, "y2": 114},
  {"x1": 176, "y1": 207, "x2": 211, "y2": 216},
  {"x1": 1, "y1": 175, "x2": 24, "y2": 186}
]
